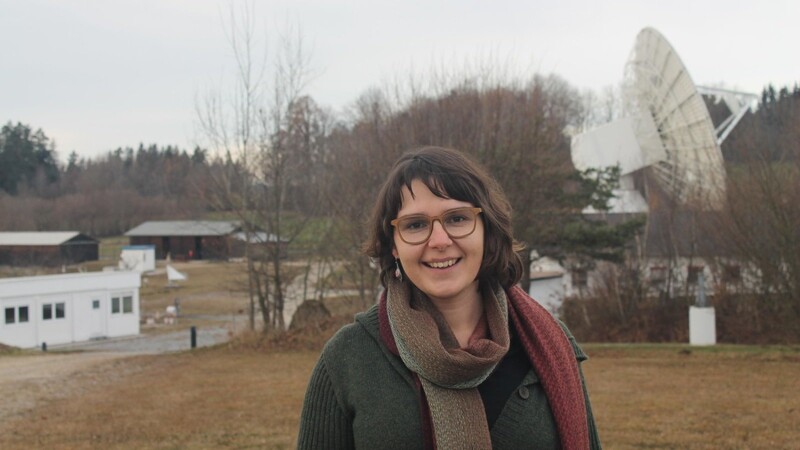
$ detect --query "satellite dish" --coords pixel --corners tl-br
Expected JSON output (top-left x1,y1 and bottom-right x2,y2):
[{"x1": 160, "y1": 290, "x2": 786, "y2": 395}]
[{"x1": 572, "y1": 27, "x2": 737, "y2": 211}]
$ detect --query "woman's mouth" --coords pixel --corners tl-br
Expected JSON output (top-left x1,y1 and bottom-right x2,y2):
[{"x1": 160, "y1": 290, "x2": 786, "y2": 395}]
[{"x1": 425, "y1": 258, "x2": 459, "y2": 269}]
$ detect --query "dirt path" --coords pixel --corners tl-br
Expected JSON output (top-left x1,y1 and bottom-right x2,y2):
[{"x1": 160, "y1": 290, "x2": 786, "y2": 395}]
[{"x1": 0, "y1": 352, "x2": 135, "y2": 421}]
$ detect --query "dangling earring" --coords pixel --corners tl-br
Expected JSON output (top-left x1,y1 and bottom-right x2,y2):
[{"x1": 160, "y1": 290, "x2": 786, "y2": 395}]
[{"x1": 394, "y1": 259, "x2": 403, "y2": 282}]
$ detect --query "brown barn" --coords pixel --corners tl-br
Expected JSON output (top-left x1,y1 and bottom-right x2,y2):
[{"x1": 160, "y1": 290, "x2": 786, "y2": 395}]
[
  {"x1": 124, "y1": 221, "x2": 243, "y2": 260},
  {"x1": 0, "y1": 232, "x2": 99, "y2": 266}
]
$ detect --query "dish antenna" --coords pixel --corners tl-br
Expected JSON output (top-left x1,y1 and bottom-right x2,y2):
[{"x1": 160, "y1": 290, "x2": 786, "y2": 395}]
[{"x1": 572, "y1": 27, "x2": 755, "y2": 212}]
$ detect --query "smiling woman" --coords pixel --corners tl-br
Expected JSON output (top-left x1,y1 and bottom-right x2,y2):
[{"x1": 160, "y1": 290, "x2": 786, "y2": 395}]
[{"x1": 298, "y1": 147, "x2": 601, "y2": 449}]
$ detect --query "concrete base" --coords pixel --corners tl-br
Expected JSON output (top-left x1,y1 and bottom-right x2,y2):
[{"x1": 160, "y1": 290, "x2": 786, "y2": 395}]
[{"x1": 689, "y1": 306, "x2": 716, "y2": 346}]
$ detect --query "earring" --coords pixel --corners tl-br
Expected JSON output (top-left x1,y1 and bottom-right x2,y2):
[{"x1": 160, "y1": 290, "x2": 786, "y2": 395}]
[{"x1": 394, "y1": 259, "x2": 403, "y2": 282}]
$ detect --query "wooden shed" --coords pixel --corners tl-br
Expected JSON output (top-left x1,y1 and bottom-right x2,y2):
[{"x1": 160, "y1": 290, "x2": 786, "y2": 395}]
[
  {"x1": 124, "y1": 221, "x2": 241, "y2": 260},
  {"x1": 0, "y1": 232, "x2": 99, "y2": 266}
]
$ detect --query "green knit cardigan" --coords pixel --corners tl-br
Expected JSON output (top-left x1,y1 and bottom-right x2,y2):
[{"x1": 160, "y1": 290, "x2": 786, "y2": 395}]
[{"x1": 298, "y1": 305, "x2": 601, "y2": 449}]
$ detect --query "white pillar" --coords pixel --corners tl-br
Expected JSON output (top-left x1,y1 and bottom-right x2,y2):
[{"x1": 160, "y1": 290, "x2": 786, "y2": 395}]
[{"x1": 689, "y1": 306, "x2": 716, "y2": 345}]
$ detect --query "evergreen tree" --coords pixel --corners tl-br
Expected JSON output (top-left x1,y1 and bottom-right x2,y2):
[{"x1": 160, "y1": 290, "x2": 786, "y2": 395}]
[{"x1": 0, "y1": 122, "x2": 60, "y2": 195}]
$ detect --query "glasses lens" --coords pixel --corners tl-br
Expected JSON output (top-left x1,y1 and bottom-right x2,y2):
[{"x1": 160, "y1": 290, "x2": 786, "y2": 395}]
[
  {"x1": 442, "y1": 208, "x2": 477, "y2": 237},
  {"x1": 397, "y1": 215, "x2": 431, "y2": 244}
]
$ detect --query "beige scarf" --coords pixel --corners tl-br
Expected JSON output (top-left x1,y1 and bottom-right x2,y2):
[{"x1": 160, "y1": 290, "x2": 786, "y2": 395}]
[{"x1": 385, "y1": 278, "x2": 510, "y2": 449}]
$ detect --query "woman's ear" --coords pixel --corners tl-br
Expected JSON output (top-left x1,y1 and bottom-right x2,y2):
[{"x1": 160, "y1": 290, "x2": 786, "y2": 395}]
[{"x1": 392, "y1": 247, "x2": 398, "y2": 259}]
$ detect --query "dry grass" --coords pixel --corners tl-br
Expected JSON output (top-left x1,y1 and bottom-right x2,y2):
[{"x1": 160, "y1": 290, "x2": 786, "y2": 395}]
[
  {"x1": 0, "y1": 348, "x2": 317, "y2": 450},
  {"x1": 138, "y1": 261, "x2": 251, "y2": 317},
  {"x1": 0, "y1": 343, "x2": 21, "y2": 355},
  {"x1": 1, "y1": 343, "x2": 798, "y2": 449},
  {"x1": 584, "y1": 344, "x2": 800, "y2": 449}
]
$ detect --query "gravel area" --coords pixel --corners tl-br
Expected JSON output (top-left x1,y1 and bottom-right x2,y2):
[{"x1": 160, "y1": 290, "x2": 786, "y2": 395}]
[{"x1": 51, "y1": 315, "x2": 245, "y2": 354}]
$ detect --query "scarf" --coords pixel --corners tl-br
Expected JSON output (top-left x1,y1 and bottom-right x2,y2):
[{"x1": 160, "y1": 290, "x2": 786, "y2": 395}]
[{"x1": 379, "y1": 279, "x2": 589, "y2": 450}]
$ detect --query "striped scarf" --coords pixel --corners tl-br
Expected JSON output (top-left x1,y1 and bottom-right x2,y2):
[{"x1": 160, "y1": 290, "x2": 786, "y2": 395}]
[{"x1": 379, "y1": 279, "x2": 589, "y2": 449}]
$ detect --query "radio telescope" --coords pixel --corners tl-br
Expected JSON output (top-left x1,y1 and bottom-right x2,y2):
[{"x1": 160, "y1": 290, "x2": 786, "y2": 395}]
[{"x1": 572, "y1": 27, "x2": 755, "y2": 213}]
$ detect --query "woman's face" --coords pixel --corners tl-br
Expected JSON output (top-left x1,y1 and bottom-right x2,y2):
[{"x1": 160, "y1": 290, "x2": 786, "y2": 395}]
[{"x1": 392, "y1": 179, "x2": 484, "y2": 305}]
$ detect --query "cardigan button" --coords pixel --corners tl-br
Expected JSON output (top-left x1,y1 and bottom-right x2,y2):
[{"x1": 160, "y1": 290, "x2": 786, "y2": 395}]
[{"x1": 518, "y1": 386, "x2": 530, "y2": 400}]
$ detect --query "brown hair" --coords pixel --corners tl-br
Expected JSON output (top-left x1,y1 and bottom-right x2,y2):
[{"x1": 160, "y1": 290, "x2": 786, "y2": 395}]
[{"x1": 364, "y1": 146, "x2": 524, "y2": 289}]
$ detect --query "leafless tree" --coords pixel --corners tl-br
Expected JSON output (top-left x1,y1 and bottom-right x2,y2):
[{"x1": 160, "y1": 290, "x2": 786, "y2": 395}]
[{"x1": 195, "y1": 3, "x2": 321, "y2": 333}]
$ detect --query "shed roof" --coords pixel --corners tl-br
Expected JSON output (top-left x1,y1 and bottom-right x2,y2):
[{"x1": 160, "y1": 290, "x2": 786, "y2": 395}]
[
  {"x1": 125, "y1": 221, "x2": 241, "y2": 237},
  {"x1": 232, "y1": 231, "x2": 287, "y2": 243},
  {"x1": 0, "y1": 232, "x2": 96, "y2": 246},
  {"x1": 530, "y1": 270, "x2": 565, "y2": 281}
]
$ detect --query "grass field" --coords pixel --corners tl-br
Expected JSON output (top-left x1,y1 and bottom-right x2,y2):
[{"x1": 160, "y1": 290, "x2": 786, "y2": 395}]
[{"x1": 1, "y1": 343, "x2": 798, "y2": 449}]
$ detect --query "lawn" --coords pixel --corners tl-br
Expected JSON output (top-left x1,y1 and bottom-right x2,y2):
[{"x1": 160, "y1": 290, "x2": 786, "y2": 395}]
[{"x1": 1, "y1": 343, "x2": 798, "y2": 449}]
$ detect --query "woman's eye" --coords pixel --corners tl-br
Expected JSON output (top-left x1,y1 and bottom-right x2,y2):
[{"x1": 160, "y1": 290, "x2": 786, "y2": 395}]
[
  {"x1": 445, "y1": 214, "x2": 469, "y2": 224},
  {"x1": 403, "y1": 219, "x2": 429, "y2": 231}
]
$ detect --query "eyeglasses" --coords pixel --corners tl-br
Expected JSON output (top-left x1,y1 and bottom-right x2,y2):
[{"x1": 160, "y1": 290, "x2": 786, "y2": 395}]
[{"x1": 391, "y1": 207, "x2": 483, "y2": 245}]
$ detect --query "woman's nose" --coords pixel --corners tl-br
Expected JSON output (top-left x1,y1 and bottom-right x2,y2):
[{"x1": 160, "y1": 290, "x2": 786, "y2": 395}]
[{"x1": 427, "y1": 220, "x2": 452, "y2": 247}]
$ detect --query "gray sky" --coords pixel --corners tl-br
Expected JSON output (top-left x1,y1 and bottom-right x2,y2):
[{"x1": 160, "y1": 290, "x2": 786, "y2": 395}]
[{"x1": 2, "y1": 0, "x2": 798, "y2": 161}]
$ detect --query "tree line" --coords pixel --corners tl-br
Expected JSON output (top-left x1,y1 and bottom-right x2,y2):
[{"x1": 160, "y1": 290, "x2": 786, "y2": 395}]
[{"x1": 0, "y1": 127, "x2": 219, "y2": 235}]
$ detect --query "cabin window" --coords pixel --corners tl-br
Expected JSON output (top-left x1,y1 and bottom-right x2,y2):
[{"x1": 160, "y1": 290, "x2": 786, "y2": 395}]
[
  {"x1": 42, "y1": 303, "x2": 65, "y2": 320},
  {"x1": 722, "y1": 264, "x2": 742, "y2": 283},
  {"x1": 92, "y1": 300, "x2": 100, "y2": 310},
  {"x1": 18, "y1": 306, "x2": 29, "y2": 323},
  {"x1": 43, "y1": 304, "x2": 53, "y2": 320},
  {"x1": 55, "y1": 302, "x2": 65, "y2": 319},
  {"x1": 687, "y1": 266, "x2": 704, "y2": 285},
  {"x1": 112, "y1": 296, "x2": 134, "y2": 314},
  {"x1": 649, "y1": 266, "x2": 667, "y2": 285},
  {"x1": 571, "y1": 269, "x2": 588, "y2": 288},
  {"x1": 5, "y1": 306, "x2": 30, "y2": 324}
]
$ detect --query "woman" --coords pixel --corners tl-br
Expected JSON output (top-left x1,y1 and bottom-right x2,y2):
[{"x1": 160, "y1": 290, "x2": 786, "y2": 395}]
[{"x1": 298, "y1": 147, "x2": 601, "y2": 449}]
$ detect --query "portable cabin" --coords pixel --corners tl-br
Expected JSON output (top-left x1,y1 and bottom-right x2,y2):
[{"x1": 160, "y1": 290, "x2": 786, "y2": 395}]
[{"x1": 0, "y1": 271, "x2": 141, "y2": 349}]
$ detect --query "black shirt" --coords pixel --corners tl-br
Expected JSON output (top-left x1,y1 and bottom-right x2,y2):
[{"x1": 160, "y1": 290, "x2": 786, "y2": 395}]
[{"x1": 478, "y1": 322, "x2": 532, "y2": 429}]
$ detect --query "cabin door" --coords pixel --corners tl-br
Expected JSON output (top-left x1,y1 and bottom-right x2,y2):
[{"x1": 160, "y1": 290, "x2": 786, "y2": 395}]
[{"x1": 85, "y1": 293, "x2": 106, "y2": 339}]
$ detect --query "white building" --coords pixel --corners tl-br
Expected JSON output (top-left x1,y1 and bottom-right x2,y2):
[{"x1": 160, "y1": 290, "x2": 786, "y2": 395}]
[
  {"x1": 0, "y1": 271, "x2": 141, "y2": 349},
  {"x1": 119, "y1": 245, "x2": 156, "y2": 273},
  {"x1": 528, "y1": 256, "x2": 568, "y2": 314}
]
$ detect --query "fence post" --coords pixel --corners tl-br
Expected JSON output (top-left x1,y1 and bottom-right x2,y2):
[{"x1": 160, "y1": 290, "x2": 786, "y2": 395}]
[{"x1": 190, "y1": 326, "x2": 197, "y2": 349}]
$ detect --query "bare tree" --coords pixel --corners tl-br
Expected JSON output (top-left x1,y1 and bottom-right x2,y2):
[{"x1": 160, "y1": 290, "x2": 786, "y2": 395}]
[{"x1": 195, "y1": 3, "x2": 320, "y2": 333}]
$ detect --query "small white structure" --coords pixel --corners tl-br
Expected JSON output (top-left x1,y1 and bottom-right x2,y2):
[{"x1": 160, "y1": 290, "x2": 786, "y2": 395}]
[
  {"x1": 689, "y1": 306, "x2": 717, "y2": 345},
  {"x1": 0, "y1": 271, "x2": 141, "y2": 349},
  {"x1": 166, "y1": 265, "x2": 187, "y2": 286},
  {"x1": 119, "y1": 245, "x2": 156, "y2": 273},
  {"x1": 529, "y1": 255, "x2": 568, "y2": 314},
  {"x1": 530, "y1": 272, "x2": 566, "y2": 315}
]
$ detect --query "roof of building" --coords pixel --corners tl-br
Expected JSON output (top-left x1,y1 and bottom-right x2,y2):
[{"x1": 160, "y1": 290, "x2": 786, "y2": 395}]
[
  {"x1": 530, "y1": 270, "x2": 565, "y2": 281},
  {"x1": 231, "y1": 231, "x2": 287, "y2": 243},
  {"x1": 124, "y1": 221, "x2": 241, "y2": 237},
  {"x1": 0, "y1": 232, "x2": 97, "y2": 246}
]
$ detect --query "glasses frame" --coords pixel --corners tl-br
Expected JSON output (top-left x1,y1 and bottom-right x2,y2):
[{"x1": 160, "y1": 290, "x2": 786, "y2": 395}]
[{"x1": 390, "y1": 207, "x2": 483, "y2": 245}]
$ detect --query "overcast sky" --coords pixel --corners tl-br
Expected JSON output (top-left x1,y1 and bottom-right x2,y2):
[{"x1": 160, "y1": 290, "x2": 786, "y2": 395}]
[{"x1": 2, "y1": 0, "x2": 798, "y2": 161}]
